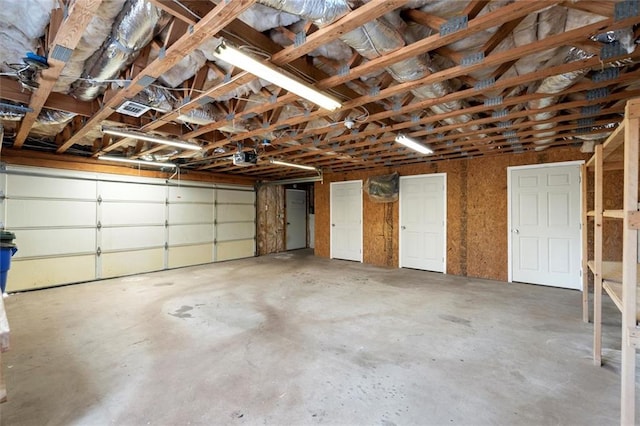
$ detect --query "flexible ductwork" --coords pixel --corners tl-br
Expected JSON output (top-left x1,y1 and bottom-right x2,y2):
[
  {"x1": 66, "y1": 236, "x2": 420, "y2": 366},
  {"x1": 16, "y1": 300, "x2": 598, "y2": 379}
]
[
  {"x1": 0, "y1": 103, "x2": 75, "y2": 125},
  {"x1": 70, "y1": 0, "x2": 167, "y2": 101},
  {"x1": 131, "y1": 86, "x2": 175, "y2": 113},
  {"x1": 36, "y1": 110, "x2": 76, "y2": 125},
  {"x1": 257, "y1": 0, "x2": 470, "y2": 127},
  {"x1": 529, "y1": 24, "x2": 637, "y2": 150},
  {"x1": 527, "y1": 48, "x2": 592, "y2": 146}
]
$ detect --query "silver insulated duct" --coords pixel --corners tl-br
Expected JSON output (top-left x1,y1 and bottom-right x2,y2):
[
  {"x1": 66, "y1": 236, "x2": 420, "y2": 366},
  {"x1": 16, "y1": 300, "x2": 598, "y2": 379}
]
[
  {"x1": 527, "y1": 48, "x2": 592, "y2": 147},
  {"x1": 70, "y1": 0, "x2": 167, "y2": 101},
  {"x1": 257, "y1": 0, "x2": 470, "y2": 126}
]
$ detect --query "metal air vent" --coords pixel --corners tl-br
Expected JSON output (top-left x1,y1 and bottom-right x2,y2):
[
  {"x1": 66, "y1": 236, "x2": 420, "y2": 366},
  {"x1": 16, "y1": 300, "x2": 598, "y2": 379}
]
[{"x1": 116, "y1": 101, "x2": 152, "y2": 117}]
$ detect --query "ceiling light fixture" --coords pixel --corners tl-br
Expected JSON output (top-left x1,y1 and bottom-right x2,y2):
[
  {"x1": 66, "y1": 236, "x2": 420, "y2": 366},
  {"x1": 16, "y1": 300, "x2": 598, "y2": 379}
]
[
  {"x1": 98, "y1": 155, "x2": 177, "y2": 168},
  {"x1": 394, "y1": 134, "x2": 434, "y2": 155},
  {"x1": 212, "y1": 41, "x2": 342, "y2": 111},
  {"x1": 270, "y1": 159, "x2": 318, "y2": 171},
  {"x1": 101, "y1": 127, "x2": 203, "y2": 151}
]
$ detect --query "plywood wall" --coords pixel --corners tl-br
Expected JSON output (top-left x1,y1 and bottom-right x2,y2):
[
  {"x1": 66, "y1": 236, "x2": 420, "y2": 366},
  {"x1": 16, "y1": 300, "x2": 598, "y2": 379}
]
[
  {"x1": 315, "y1": 147, "x2": 608, "y2": 282},
  {"x1": 256, "y1": 185, "x2": 285, "y2": 255}
]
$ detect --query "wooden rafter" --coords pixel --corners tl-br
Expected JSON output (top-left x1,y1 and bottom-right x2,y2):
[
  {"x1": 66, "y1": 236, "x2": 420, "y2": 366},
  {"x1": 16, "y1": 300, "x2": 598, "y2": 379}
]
[
  {"x1": 13, "y1": 0, "x2": 103, "y2": 148},
  {"x1": 56, "y1": 0, "x2": 257, "y2": 154}
]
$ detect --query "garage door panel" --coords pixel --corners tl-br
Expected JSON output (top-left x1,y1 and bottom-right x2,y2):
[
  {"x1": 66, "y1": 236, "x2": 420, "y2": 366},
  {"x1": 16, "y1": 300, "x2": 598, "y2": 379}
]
[
  {"x1": 8, "y1": 256, "x2": 95, "y2": 291},
  {"x1": 217, "y1": 222, "x2": 254, "y2": 241},
  {"x1": 7, "y1": 199, "x2": 96, "y2": 228},
  {"x1": 168, "y1": 203, "x2": 214, "y2": 224},
  {"x1": 168, "y1": 244, "x2": 213, "y2": 268},
  {"x1": 216, "y1": 240, "x2": 254, "y2": 261},
  {"x1": 1, "y1": 167, "x2": 257, "y2": 290},
  {"x1": 217, "y1": 206, "x2": 255, "y2": 222},
  {"x1": 217, "y1": 189, "x2": 254, "y2": 204},
  {"x1": 169, "y1": 186, "x2": 213, "y2": 203},
  {"x1": 7, "y1": 174, "x2": 95, "y2": 199},
  {"x1": 100, "y1": 181, "x2": 165, "y2": 202},
  {"x1": 101, "y1": 202, "x2": 165, "y2": 226},
  {"x1": 15, "y1": 228, "x2": 96, "y2": 258},
  {"x1": 101, "y1": 226, "x2": 165, "y2": 251},
  {"x1": 101, "y1": 248, "x2": 164, "y2": 278},
  {"x1": 168, "y1": 224, "x2": 214, "y2": 245}
]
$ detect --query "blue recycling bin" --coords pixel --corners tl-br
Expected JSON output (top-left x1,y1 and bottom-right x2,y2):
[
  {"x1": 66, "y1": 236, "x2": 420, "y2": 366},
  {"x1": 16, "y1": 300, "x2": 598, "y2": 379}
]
[{"x1": 0, "y1": 231, "x2": 17, "y2": 293}]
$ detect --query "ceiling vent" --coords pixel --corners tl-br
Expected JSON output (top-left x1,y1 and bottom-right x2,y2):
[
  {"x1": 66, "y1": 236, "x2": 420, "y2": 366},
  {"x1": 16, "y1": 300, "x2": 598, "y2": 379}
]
[{"x1": 116, "y1": 101, "x2": 152, "y2": 117}]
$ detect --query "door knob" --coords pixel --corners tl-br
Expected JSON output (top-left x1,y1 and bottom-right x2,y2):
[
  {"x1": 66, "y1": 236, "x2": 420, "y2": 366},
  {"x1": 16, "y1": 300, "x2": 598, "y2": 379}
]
[{"x1": 514, "y1": 229, "x2": 519, "y2": 234}]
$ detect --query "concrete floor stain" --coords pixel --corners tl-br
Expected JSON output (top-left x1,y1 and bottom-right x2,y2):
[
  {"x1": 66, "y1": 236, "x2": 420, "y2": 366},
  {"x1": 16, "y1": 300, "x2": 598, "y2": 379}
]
[{"x1": 169, "y1": 305, "x2": 193, "y2": 318}]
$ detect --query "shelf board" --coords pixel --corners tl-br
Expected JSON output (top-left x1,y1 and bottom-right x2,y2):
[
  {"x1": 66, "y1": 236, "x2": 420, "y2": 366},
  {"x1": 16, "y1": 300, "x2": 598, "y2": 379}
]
[
  {"x1": 587, "y1": 211, "x2": 595, "y2": 217},
  {"x1": 603, "y1": 281, "x2": 625, "y2": 313},
  {"x1": 603, "y1": 209, "x2": 624, "y2": 219},
  {"x1": 596, "y1": 261, "x2": 640, "y2": 320}
]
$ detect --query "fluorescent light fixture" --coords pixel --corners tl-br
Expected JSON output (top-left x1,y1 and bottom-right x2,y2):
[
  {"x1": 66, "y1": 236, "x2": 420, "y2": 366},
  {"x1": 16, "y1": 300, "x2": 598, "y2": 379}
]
[
  {"x1": 394, "y1": 134, "x2": 434, "y2": 155},
  {"x1": 98, "y1": 155, "x2": 177, "y2": 168},
  {"x1": 270, "y1": 159, "x2": 318, "y2": 171},
  {"x1": 101, "y1": 127, "x2": 202, "y2": 151},
  {"x1": 213, "y1": 42, "x2": 341, "y2": 111}
]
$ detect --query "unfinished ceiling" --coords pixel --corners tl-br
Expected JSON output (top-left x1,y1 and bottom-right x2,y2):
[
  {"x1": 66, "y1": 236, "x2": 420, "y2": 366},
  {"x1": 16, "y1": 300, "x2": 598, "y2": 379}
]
[{"x1": 0, "y1": 0, "x2": 639, "y2": 180}]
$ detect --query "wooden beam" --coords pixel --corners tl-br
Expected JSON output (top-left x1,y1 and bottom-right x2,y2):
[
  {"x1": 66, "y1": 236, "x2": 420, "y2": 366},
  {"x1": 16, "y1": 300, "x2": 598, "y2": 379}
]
[
  {"x1": 0, "y1": 147, "x2": 255, "y2": 185},
  {"x1": 56, "y1": 0, "x2": 257, "y2": 154},
  {"x1": 148, "y1": 0, "x2": 199, "y2": 25},
  {"x1": 13, "y1": 0, "x2": 103, "y2": 148},
  {"x1": 0, "y1": 77, "x2": 97, "y2": 117},
  {"x1": 96, "y1": 0, "x2": 402, "y2": 155},
  {"x1": 463, "y1": 0, "x2": 490, "y2": 19},
  {"x1": 562, "y1": 0, "x2": 616, "y2": 18},
  {"x1": 185, "y1": 0, "x2": 561, "y2": 140}
]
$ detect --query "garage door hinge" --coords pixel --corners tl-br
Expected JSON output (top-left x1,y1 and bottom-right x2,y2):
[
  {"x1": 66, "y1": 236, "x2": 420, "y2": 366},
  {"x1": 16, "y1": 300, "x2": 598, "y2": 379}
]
[
  {"x1": 97, "y1": 195, "x2": 102, "y2": 204},
  {"x1": 96, "y1": 247, "x2": 102, "y2": 257},
  {"x1": 627, "y1": 327, "x2": 640, "y2": 347},
  {"x1": 96, "y1": 221, "x2": 102, "y2": 230},
  {"x1": 164, "y1": 242, "x2": 169, "y2": 250},
  {"x1": 165, "y1": 220, "x2": 168, "y2": 227}
]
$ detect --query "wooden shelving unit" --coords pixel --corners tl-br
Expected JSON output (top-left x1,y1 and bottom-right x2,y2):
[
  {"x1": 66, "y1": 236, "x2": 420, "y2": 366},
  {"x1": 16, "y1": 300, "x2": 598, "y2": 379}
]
[{"x1": 585, "y1": 98, "x2": 640, "y2": 426}]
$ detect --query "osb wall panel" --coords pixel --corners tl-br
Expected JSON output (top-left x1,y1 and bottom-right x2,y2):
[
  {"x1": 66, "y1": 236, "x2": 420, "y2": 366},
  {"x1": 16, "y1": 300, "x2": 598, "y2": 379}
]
[
  {"x1": 256, "y1": 185, "x2": 285, "y2": 255},
  {"x1": 315, "y1": 180, "x2": 331, "y2": 258},
  {"x1": 603, "y1": 170, "x2": 624, "y2": 261},
  {"x1": 465, "y1": 155, "x2": 508, "y2": 280},
  {"x1": 315, "y1": 147, "x2": 603, "y2": 282}
]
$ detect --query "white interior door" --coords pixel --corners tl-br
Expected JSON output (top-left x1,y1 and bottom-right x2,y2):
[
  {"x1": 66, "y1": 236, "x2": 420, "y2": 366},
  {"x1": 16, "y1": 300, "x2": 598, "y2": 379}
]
[
  {"x1": 509, "y1": 163, "x2": 582, "y2": 289},
  {"x1": 330, "y1": 181, "x2": 362, "y2": 262},
  {"x1": 286, "y1": 189, "x2": 306, "y2": 250},
  {"x1": 399, "y1": 174, "x2": 446, "y2": 272}
]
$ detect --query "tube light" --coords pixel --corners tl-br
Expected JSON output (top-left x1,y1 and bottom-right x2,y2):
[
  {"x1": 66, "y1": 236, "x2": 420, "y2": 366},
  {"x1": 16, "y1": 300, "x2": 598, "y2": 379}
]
[
  {"x1": 270, "y1": 159, "x2": 318, "y2": 171},
  {"x1": 98, "y1": 155, "x2": 177, "y2": 168},
  {"x1": 101, "y1": 127, "x2": 202, "y2": 151},
  {"x1": 213, "y1": 42, "x2": 341, "y2": 111},
  {"x1": 394, "y1": 134, "x2": 434, "y2": 155}
]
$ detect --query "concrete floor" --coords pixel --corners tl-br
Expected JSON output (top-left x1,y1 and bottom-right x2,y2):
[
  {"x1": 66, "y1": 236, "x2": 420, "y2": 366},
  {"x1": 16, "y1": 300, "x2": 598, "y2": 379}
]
[{"x1": 0, "y1": 249, "x2": 635, "y2": 425}]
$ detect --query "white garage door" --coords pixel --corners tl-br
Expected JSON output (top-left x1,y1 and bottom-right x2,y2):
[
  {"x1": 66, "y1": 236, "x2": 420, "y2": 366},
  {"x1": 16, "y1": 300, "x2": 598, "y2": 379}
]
[
  {"x1": 1, "y1": 170, "x2": 97, "y2": 290},
  {"x1": 0, "y1": 165, "x2": 255, "y2": 291},
  {"x1": 167, "y1": 185, "x2": 215, "y2": 268},
  {"x1": 98, "y1": 180, "x2": 166, "y2": 279},
  {"x1": 216, "y1": 189, "x2": 256, "y2": 261}
]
